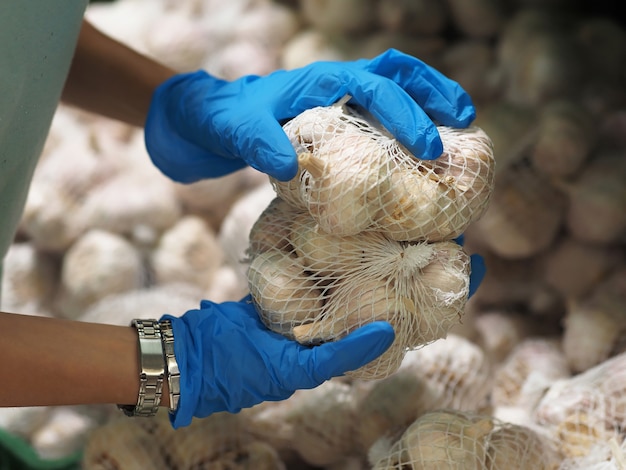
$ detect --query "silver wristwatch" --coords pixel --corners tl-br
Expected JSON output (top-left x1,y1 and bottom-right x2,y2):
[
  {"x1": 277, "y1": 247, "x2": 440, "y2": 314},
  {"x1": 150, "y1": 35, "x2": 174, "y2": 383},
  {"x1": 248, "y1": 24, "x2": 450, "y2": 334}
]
[
  {"x1": 159, "y1": 319, "x2": 181, "y2": 413},
  {"x1": 118, "y1": 319, "x2": 165, "y2": 417}
]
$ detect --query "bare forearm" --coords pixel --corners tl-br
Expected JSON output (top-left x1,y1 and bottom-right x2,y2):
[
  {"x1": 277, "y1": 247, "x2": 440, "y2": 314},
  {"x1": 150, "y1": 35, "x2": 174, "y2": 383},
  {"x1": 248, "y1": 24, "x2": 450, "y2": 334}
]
[
  {"x1": 0, "y1": 311, "x2": 169, "y2": 408},
  {"x1": 61, "y1": 20, "x2": 177, "y2": 127}
]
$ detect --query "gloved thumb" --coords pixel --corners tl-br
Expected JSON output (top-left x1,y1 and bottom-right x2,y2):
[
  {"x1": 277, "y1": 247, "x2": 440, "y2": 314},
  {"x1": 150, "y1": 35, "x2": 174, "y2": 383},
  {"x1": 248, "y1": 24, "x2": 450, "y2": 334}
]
[{"x1": 303, "y1": 321, "x2": 395, "y2": 385}]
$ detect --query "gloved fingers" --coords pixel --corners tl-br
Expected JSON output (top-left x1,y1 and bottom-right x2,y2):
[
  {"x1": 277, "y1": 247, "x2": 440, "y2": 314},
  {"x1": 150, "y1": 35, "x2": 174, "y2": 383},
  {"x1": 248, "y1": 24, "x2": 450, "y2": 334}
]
[
  {"x1": 338, "y1": 73, "x2": 445, "y2": 160},
  {"x1": 356, "y1": 49, "x2": 476, "y2": 128},
  {"x1": 296, "y1": 321, "x2": 395, "y2": 387},
  {"x1": 275, "y1": 67, "x2": 445, "y2": 160},
  {"x1": 145, "y1": 129, "x2": 248, "y2": 183},
  {"x1": 469, "y1": 253, "x2": 486, "y2": 298},
  {"x1": 237, "y1": 115, "x2": 300, "y2": 181}
]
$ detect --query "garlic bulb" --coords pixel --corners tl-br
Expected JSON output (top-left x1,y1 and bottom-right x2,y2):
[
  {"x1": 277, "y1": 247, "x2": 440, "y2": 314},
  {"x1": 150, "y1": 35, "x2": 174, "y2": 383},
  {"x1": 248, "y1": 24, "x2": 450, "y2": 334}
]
[
  {"x1": 377, "y1": 0, "x2": 448, "y2": 36},
  {"x1": 542, "y1": 236, "x2": 620, "y2": 300},
  {"x1": 371, "y1": 410, "x2": 494, "y2": 469},
  {"x1": 502, "y1": 29, "x2": 587, "y2": 107},
  {"x1": 299, "y1": 0, "x2": 377, "y2": 35},
  {"x1": 472, "y1": 101, "x2": 538, "y2": 174},
  {"x1": 57, "y1": 229, "x2": 146, "y2": 319},
  {"x1": 248, "y1": 199, "x2": 471, "y2": 371},
  {"x1": 378, "y1": 125, "x2": 495, "y2": 242},
  {"x1": 218, "y1": 181, "x2": 277, "y2": 282},
  {"x1": 289, "y1": 212, "x2": 390, "y2": 278},
  {"x1": 530, "y1": 100, "x2": 596, "y2": 179},
  {"x1": 21, "y1": 182, "x2": 87, "y2": 253},
  {"x1": 273, "y1": 102, "x2": 495, "y2": 241},
  {"x1": 491, "y1": 338, "x2": 570, "y2": 412},
  {"x1": 563, "y1": 149, "x2": 626, "y2": 245},
  {"x1": 399, "y1": 334, "x2": 492, "y2": 412},
  {"x1": 286, "y1": 380, "x2": 358, "y2": 467},
  {"x1": 473, "y1": 310, "x2": 530, "y2": 364},
  {"x1": 82, "y1": 418, "x2": 170, "y2": 470},
  {"x1": 77, "y1": 172, "x2": 182, "y2": 239},
  {"x1": 280, "y1": 29, "x2": 349, "y2": 70},
  {"x1": 31, "y1": 406, "x2": 99, "y2": 461},
  {"x1": 445, "y1": 0, "x2": 507, "y2": 39},
  {"x1": 247, "y1": 249, "x2": 324, "y2": 337},
  {"x1": 246, "y1": 196, "x2": 300, "y2": 258},
  {"x1": 355, "y1": 368, "x2": 436, "y2": 454},
  {"x1": 294, "y1": 134, "x2": 392, "y2": 236},
  {"x1": 165, "y1": 412, "x2": 285, "y2": 469},
  {"x1": 150, "y1": 215, "x2": 223, "y2": 290},
  {"x1": 439, "y1": 39, "x2": 499, "y2": 107},
  {"x1": 562, "y1": 268, "x2": 626, "y2": 373},
  {"x1": 290, "y1": 240, "x2": 470, "y2": 379},
  {"x1": 533, "y1": 352, "x2": 626, "y2": 458},
  {"x1": 0, "y1": 242, "x2": 57, "y2": 315},
  {"x1": 77, "y1": 282, "x2": 203, "y2": 327},
  {"x1": 469, "y1": 165, "x2": 567, "y2": 259},
  {"x1": 485, "y1": 423, "x2": 562, "y2": 470}
]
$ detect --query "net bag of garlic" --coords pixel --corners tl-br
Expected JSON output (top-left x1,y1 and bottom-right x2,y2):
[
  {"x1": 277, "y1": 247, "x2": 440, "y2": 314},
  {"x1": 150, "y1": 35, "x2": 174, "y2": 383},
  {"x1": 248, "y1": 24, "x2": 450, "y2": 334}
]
[
  {"x1": 368, "y1": 410, "x2": 561, "y2": 470},
  {"x1": 245, "y1": 98, "x2": 495, "y2": 380}
]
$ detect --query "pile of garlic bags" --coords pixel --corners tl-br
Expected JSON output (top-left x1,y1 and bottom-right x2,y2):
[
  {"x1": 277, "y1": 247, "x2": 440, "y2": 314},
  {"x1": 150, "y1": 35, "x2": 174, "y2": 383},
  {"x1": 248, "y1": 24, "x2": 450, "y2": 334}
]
[
  {"x1": 246, "y1": 100, "x2": 495, "y2": 380},
  {"x1": 1, "y1": 0, "x2": 625, "y2": 468}
]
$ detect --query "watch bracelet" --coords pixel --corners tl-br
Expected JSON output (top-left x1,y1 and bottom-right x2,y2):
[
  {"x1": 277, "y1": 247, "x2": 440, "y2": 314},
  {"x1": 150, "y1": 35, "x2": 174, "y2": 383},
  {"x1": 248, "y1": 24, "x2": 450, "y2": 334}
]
[
  {"x1": 118, "y1": 319, "x2": 165, "y2": 418},
  {"x1": 159, "y1": 319, "x2": 181, "y2": 414}
]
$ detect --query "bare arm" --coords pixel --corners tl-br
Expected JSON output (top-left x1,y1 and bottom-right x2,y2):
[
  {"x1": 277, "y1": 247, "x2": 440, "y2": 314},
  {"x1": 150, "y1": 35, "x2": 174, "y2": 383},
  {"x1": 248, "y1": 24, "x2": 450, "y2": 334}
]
[
  {"x1": 61, "y1": 20, "x2": 177, "y2": 127},
  {"x1": 0, "y1": 311, "x2": 169, "y2": 408}
]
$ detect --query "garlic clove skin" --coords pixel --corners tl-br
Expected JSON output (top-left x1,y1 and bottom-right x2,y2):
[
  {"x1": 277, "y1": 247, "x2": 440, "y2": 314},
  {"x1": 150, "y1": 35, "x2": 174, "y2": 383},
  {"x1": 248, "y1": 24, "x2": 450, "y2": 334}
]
[
  {"x1": 247, "y1": 249, "x2": 324, "y2": 337},
  {"x1": 289, "y1": 212, "x2": 380, "y2": 278},
  {"x1": 57, "y1": 229, "x2": 146, "y2": 320},
  {"x1": 150, "y1": 215, "x2": 223, "y2": 291},
  {"x1": 530, "y1": 99, "x2": 596, "y2": 179},
  {"x1": 400, "y1": 334, "x2": 492, "y2": 412},
  {"x1": 82, "y1": 418, "x2": 170, "y2": 470},
  {"x1": 286, "y1": 380, "x2": 358, "y2": 467},
  {"x1": 290, "y1": 240, "x2": 470, "y2": 380},
  {"x1": 246, "y1": 197, "x2": 299, "y2": 258},
  {"x1": 377, "y1": 126, "x2": 495, "y2": 242},
  {"x1": 355, "y1": 369, "x2": 437, "y2": 454},
  {"x1": 485, "y1": 423, "x2": 562, "y2": 470},
  {"x1": 491, "y1": 338, "x2": 570, "y2": 412},
  {"x1": 371, "y1": 410, "x2": 494, "y2": 469},
  {"x1": 298, "y1": 132, "x2": 392, "y2": 236},
  {"x1": 469, "y1": 165, "x2": 567, "y2": 259}
]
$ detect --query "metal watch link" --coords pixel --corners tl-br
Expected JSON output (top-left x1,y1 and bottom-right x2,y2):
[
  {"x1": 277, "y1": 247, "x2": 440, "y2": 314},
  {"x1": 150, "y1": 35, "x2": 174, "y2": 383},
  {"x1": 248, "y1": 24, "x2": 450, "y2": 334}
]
[
  {"x1": 118, "y1": 319, "x2": 165, "y2": 417},
  {"x1": 159, "y1": 319, "x2": 181, "y2": 413}
]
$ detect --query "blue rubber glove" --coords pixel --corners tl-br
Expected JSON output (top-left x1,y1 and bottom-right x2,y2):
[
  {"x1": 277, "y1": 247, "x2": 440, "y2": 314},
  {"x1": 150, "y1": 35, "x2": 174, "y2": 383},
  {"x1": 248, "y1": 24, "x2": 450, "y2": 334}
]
[
  {"x1": 161, "y1": 297, "x2": 395, "y2": 429},
  {"x1": 455, "y1": 234, "x2": 486, "y2": 298},
  {"x1": 145, "y1": 48, "x2": 476, "y2": 183}
]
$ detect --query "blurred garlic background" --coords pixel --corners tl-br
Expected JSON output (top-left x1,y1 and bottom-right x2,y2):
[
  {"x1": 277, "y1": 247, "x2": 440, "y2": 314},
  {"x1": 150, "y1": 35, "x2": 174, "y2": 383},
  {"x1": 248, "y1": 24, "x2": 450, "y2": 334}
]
[{"x1": 1, "y1": 0, "x2": 625, "y2": 468}]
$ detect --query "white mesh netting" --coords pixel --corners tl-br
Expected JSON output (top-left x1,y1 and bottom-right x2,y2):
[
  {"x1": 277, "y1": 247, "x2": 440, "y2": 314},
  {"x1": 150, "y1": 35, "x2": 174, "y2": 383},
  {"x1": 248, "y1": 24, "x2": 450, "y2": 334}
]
[
  {"x1": 272, "y1": 98, "x2": 495, "y2": 240},
  {"x1": 245, "y1": 100, "x2": 495, "y2": 380},
  {"x1": 369, "y1": 410, "x2": 561, "y2": 470}
]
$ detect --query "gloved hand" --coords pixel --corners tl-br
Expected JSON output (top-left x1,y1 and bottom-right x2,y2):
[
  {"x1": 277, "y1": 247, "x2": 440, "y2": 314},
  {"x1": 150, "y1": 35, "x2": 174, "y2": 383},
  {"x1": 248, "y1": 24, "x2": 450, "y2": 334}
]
[
  {"x1": 161, "y1": 297, "x2": 395, "y2": 429},
  {"x1": 145, "y1": 48, "x2": 476, "y2": 183}
]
